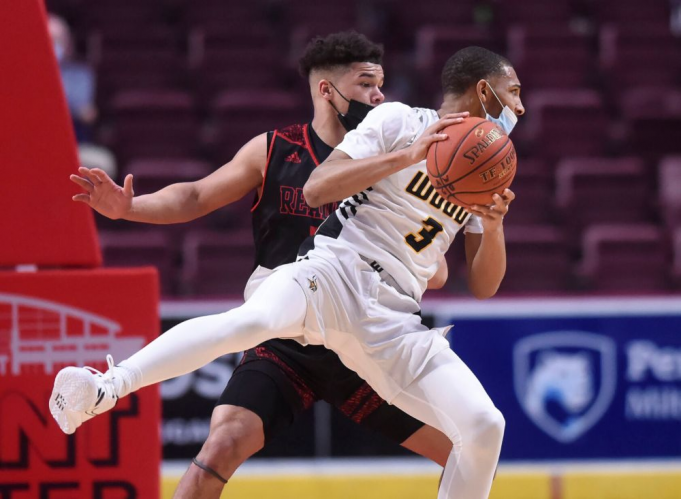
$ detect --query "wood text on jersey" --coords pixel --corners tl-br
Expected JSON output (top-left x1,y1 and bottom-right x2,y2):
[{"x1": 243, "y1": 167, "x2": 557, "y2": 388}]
[{"x1": 405, "y1": 171, "x2": 469, "y2": 224}]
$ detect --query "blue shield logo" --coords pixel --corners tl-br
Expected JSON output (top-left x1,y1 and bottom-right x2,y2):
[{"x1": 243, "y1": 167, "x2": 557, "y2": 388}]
[{"x1": 513, "y1": 331, "x2": 617, "y2": 443}]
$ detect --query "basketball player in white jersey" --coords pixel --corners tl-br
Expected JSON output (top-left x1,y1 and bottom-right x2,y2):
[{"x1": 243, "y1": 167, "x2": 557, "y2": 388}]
[{"x1": 51, "y1": 46, "x2": 524, "y2": 499}]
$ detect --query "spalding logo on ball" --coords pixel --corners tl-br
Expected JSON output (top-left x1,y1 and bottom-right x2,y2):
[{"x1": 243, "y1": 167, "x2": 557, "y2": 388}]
[{"x1": 426, "y1": 117, "x2": 516, "y2": 209}]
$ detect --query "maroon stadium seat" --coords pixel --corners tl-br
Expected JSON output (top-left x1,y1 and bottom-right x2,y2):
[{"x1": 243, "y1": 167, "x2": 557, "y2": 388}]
[
  {"x1": 499, "y1": 224, "x2": 572, "y2": 292},
  {"x1": 89, "y1": 28, "x2": 186, "y2": 101},
  {"x1": 394, "y1": 0, "x2": 479, "y2": 33},
  {"x1": 659, "y1": 156, "x2": 681, "y2": 230},
  {"x1": 623, "y1": 117, "x2": 681, "y2": 159},
  {"x1": 207, "y1": 90, "x2": 307, "y2": 162},
  {"x1": 287, "y1": 0, "x2": 359, "y2": 35},
  {"x1": 80, "y1": 0, "x2": 163, "y2": 29},
  {"x1": 503, "y1": 159, "x2": 555, "y2": 224},
  {"x1": 507, "y1": 25, "x2": 592, "y2": 91},
  {"x1": 495, "y1": 0, "x2": 572, "y2": 28},
  {"x1": 592, "y1": 0, "x2": 671, "y2": 28},
  {"x1": 108, "y1": 90, "x2": 200, "y2": 163},
  {"x1": 673, "y1": 227, "x2": 681, "y2": 288},
  {"x1": 600, "y1": 25, "x2": 681, "y2": 96},
  {"x1": 124, "y1": 158, "x2": 213, "y2": 193},
  {"x1": 99, "y1": 230, "x2": 177, "y2": 296},
  {"x1": 619, "y1": 87, "x2": 681, "y2": 119},
  {"x1": 181, "y1": 229, "x2": 256, "y2": 296},
  {"x1": 414, "y1": 26, "x2": 496, "y2": 96},
  {"x1": 577, "y1": 224, "x2": 668, "y2": 291},
  {"x1": 555, "y1": 157, "x2": 651, "y2": 242},
  {"x1": 188, "y1": 28, "x2": 286, "y2": 105},
  {"x1": 184, "y1": 0, "x2": 270, "y2": 29},
  {"x1": 524, "y1": 90, "x2": 610, "y2": 158}
]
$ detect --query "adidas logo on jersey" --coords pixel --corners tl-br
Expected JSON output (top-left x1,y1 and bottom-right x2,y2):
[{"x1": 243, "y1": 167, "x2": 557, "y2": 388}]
[
  {"x1": 285, "y1": 152, "x2": 302, "y2": 163},
  {"x1": 405, "y1": 171, "x2": 469, "y2": 224}
]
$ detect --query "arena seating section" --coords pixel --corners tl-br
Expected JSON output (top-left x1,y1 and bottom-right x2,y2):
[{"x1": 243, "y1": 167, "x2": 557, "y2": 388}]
[{"x1": 46, "y1": 0, "x2": 681, "y2": 296}]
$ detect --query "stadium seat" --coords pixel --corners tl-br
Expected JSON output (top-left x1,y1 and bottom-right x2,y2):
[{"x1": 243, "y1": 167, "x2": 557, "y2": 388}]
[
  {"x1": 181, "y1": 229, "x2": 256, "y2": 296},
  {"x1": 673, "y1": 227, "x2": 681, "y2": 288},
  {"x1": 394, "y1": 0, "x2": 479, "y2": 33},
  {"x1": 619, "y1": 86, "x2": 681, "y2": 119},
  {"x1": 577, "y1": 224, "x2": 669, "y2": 291},
  {"x1": 287, "y1": 0, "x2": 359, "y2": 35},
  {"x1": 188, "y1": 28, "x2": 287, "y2": 105},
  {"x1": 600, "y1": 25, "x2": 681, "y2": 96},
  {"x1": 124, "y1": 158, "x2": 213, "y2": 193},
  {"x1": 184, "y1": 0, "x2": 271, "y2": 29},
  {"x1": 108, "y1": 90, "x2": 200, "y2": 163},
  {"x1": 499, "y1": 224, "x2": 572, "y2": 292},
  {"x1": 207, "y1": 90, "x2": 307, "y2": 162},
  {"x1": 555, "y1": 157, "x2": 651, "y2": 242},
  {"x1": 524, "y1": 90, "x2": 610, "y2": 158},
  {"x1": 89, "y1": 28, "x2": 187, "y2": 101},
  {"x1": 80, "y1": 0, "x2": 164, "y2": 29},
  {"x1": 592, "y1": 0, "x2": 671, "y2": 28},
  {"x1": 414, "y1": 26, "x2": 496, "y2": 96},
  {"x1": 620, "y1": 113, "x2": 681, "y2": 161},
  {"x1": 494, "y1": 0, "x2": 573, "y2": 28},
  {"x1": 503, "y1": 159, "x2": 555, "y2": 224},
  {"x1": 99, "y1": 230, "x2": 177, "y2": 296},
  {"x1": 506, "y1": 25, "x2": 593, "y2": 90},
  {"x1": 658, "y1": 156, "x2": 681, "y2": 230}
]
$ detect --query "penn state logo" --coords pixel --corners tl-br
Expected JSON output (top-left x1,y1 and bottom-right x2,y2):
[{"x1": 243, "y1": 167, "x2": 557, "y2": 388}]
[{"x1": 513, "y1": 331, "x2": 617, "y2": 443}]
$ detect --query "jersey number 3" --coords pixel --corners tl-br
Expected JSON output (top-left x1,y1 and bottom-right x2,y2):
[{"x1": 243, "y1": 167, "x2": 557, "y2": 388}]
[{"x1": 405, "y1": 217, "x2": 443, "y2": 252}]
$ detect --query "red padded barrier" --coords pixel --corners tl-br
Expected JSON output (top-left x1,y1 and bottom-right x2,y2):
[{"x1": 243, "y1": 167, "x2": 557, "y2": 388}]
[
  {"x1": 0, "y1": 0, "x2": 100, "y2": 267},
  {"x1": 0, "y1": 268, "x2": 160, "y2": 498}
]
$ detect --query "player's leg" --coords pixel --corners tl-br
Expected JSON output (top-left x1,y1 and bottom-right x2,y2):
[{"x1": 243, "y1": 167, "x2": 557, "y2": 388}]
[
  {"x1": 174, "y1": 351, "x2": 309, "y2": 499},
  {"x1": 173, "y1": 405, "x2": 263, "y2": 499},
  {"x1": 400, "y1": 425, "x2": 451, "y2": 467},
  {"x1": 335, "y1": 382, "x2": 450, "y2": 466},
  {"x1": 50, "y1": 267, "x2": 308, "y2": 434},
  {"x1": 390, "y1": 348, "x2": 504, "y2": 499}
]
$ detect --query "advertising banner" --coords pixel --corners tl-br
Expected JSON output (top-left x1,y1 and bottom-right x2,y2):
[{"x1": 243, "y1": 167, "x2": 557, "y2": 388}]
[
  {"x1": 0, "y1": 269, "x2": 160, "y2": 498},
  {"x1": 443, "y1": 298, "x2": 681, "y2": 460}
]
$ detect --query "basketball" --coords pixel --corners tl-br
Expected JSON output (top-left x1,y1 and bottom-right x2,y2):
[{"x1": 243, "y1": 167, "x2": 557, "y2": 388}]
[{"x1": 426, "y1": 117, "x2": 517, "y2": 209}]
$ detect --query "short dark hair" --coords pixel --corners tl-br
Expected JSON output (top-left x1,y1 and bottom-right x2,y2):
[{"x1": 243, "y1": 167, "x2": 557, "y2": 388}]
[
  {"x1": 441, "y1": 46, "x2": 511, "y2": 96},
  {"x1": 298, "y1": 31, "x2": 384, "y2": 78}
]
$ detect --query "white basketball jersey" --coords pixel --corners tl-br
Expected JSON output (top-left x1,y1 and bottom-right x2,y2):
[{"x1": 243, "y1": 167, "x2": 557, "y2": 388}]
[{"x1": 327, "y1": 102, "x2": 483, "y2": 301}]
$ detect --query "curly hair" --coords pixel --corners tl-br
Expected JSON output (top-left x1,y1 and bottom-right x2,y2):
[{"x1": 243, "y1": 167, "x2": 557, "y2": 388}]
[
  {"x1": 298, "y1": 31, "x2": 384, "y2": 77},
  {"x1": 441, "y1": 46, "x2": 511, "y2": 96}
]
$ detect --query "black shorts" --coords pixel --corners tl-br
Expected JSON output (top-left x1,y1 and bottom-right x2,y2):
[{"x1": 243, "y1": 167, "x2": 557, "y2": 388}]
[{"x1": 218, "y1": 340, "x2": 424, "y2": 444}]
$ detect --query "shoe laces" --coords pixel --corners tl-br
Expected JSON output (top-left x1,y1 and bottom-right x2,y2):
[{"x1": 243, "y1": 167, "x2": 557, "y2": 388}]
[{"x1": 83, "y1": 354, "x2": 116, "y2": 381}]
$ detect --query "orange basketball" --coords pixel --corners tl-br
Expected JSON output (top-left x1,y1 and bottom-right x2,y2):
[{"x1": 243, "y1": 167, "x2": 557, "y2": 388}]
[{"x1": 426, "y1": 117, "x2": 516, "y2": 209}]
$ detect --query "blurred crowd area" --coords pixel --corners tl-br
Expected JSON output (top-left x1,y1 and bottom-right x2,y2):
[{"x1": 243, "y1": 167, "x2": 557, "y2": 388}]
[{"x1": 46, "y1": 0, "x2": 681, "y2": 297}]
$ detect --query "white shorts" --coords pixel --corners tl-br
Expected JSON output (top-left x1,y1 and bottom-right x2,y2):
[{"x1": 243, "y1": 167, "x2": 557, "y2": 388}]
[{"x1": 244, "y1": 236, "x2": 452, "y2": 403}]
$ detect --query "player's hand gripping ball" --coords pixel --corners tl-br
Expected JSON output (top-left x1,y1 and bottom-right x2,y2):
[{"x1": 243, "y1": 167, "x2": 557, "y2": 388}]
[{"x1": 426, "y1": 117, "x2": 516, "y2": 209}]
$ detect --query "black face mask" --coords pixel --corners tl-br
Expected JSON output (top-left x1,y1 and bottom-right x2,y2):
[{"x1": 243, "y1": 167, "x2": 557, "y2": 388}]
[{"x1": 328, "y1": 82, "x2": 375, "y2": 131}]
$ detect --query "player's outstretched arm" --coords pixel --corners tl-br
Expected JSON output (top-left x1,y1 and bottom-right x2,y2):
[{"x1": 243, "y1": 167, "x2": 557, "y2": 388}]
[
  {"x1": 304, "y1": 113, "x2": 468, "y2": 207},
  {"x1": 464, "y1": 189, "x2": 515, "y2": 299},
  {"x1": 70, "y1": 134, "x2": 267, "y2": 224}
]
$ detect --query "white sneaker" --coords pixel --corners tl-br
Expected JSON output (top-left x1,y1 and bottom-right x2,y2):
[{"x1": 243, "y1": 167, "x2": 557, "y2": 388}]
[{"x1": 49, "y1": 355, "x2": 119, "y2": 434}]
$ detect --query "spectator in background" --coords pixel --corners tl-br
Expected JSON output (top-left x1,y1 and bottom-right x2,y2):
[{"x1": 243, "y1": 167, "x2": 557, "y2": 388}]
[{"x1": 48, "y1": 14, "x2": 117, "y2": 177}]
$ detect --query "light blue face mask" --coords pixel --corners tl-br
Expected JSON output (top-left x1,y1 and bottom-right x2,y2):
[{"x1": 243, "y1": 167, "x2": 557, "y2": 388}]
[{"x1": 479, "y1": 80, "x2": 518, "y2": 135}]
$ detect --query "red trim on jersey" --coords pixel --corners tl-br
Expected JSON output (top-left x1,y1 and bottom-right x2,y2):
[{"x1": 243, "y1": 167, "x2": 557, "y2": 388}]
[
  {"x1": 277, "y1": 124, "x2": 306, "y2": 145},
  {"x1": 253, "y1": 346, "x2": 316, "y2": 410},
  {"x1": 303, "y1": 124, "x2": 320, "y2": 166},
  {"x1": 339, "y1": 382, "x2": 385, "y2": 423},
  {"x1": 251, "y1": 131, "x2": 278, "y2": 213}
]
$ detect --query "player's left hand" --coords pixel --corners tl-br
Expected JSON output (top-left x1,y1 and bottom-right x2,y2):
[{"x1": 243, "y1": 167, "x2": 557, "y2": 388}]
[{"x1": 469, "y1": 188, "x2": 515, "y2": 232}]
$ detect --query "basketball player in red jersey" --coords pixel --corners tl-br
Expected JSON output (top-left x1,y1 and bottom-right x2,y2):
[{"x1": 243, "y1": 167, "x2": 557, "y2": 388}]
[{"x1": 69, "y1": 32, "x2": 459, "y2": 498}]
